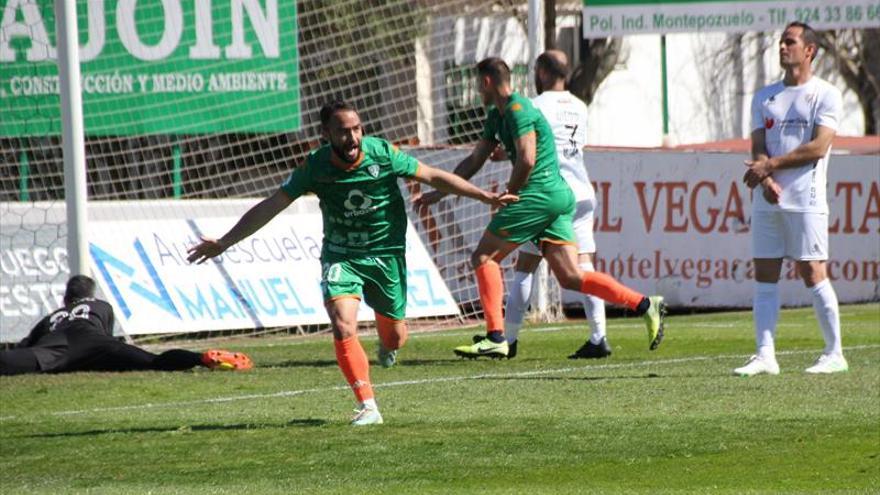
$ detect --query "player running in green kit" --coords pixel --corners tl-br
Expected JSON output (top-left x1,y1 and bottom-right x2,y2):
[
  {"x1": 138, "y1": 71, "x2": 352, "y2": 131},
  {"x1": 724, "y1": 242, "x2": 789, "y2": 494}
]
[
  {"x1": 187, "y1": 100, "x2": 516, "y2": 425},
  {"x1": 415, "y1": 58, "x2": 666, "y2": 359}
]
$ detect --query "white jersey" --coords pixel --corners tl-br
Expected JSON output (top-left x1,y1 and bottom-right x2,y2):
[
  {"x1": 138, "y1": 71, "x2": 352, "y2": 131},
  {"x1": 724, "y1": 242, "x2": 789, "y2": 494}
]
[
  {"x1": 532, "y1": 90, "x2": 595, "y2": 203},
  {"x1": 750, "y1": 76, "x2": 842, "y2": 214}
]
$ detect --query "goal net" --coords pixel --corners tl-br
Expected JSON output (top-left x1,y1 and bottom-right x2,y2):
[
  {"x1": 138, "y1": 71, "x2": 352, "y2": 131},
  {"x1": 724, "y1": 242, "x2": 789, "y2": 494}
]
[{"x1": 1, "y1": 0, "x2": 569, "y2": 343}]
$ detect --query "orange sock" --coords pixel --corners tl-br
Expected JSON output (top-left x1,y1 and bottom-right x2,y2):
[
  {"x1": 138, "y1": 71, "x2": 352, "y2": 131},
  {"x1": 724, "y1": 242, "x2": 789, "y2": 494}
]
[
  {"x1": 475, "y1": 261, "x2": 505, "y2": 332},
  {"x1": 376, "y1": 314, "x2": 408, "y2": 350},
  {"x1": 580, "y1": 271, "x2": 645, "y2": 311},
  {"x1": 334, "y1": 336, "x2": 373, "y2": 403}
]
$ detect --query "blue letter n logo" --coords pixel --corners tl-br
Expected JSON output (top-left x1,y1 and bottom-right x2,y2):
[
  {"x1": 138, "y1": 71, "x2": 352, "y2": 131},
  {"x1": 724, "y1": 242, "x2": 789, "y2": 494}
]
[{"x1": 90, "y1": 239, "x2": 180, "y2": 319}]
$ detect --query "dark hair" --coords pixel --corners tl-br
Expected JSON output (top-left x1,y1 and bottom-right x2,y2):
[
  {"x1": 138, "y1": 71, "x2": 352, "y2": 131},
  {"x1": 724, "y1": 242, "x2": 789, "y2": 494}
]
[
  {"x1": 476, "y1": 57, "x2": 511, "y2": 85},
  {"x1": 536, "y1": 52, "x2": 568, "y2": 81},
  {"x1": 64, "y1": 275, "x2": 96, "y2": 305},
  {"x1": 319, "y1": 100, "x2": 358, "y2": 127},
  {"x1": 786, "y1": 21, "x2": 821, "y2": 61}
]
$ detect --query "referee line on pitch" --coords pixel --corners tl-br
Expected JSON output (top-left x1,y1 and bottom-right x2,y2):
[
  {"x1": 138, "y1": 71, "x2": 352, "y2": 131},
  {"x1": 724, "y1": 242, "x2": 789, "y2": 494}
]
[{"x1": 2, "y1": 344, "x2": 877, "y2": 422}]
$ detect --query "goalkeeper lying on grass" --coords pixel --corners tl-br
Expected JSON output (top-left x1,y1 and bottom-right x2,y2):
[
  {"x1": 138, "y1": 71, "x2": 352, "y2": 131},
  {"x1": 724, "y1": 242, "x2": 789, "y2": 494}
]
[{"x1": 1, "y1": 275, "x2": 253, "y2": 376}]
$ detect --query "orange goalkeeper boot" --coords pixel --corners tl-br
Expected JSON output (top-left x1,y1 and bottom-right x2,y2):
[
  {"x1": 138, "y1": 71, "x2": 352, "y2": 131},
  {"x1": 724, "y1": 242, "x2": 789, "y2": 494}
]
[{"x1": 201, "y1": 350, "x2": 253, "y2": 371}]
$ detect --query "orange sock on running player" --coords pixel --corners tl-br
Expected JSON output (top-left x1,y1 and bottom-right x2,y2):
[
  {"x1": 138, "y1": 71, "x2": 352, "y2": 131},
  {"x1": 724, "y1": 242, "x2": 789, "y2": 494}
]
[
  {"x1": 475, "y1": 260, "x2": 505, "y2": 332},
  {"x1": 334, "y1": 336, "x2": 373, "y2": 403},
  {"x1": 580, "y1": 271, "x2": 645, "y2": 311},
  {"x1": 376, "y1": 313, "x2": 408, "y2": 350}
]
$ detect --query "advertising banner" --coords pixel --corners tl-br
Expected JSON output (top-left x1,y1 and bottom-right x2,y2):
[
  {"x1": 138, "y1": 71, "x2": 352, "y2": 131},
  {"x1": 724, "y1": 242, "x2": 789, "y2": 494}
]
[
  {"x1": 582, "y1": 0, "x2": 880, "y2": 38},
  {"x1": 585, "y1": 152, "x2": 879, "y2": 307},
  {"x1": 0, "y1": 199, "x2": 458, "y2": 342},
  {"x1": 1, "y1": 0, "x2": 300, "y2": 135},
  {"x1": 405, "y1": 148, "x2": 879, "y2": 309}
]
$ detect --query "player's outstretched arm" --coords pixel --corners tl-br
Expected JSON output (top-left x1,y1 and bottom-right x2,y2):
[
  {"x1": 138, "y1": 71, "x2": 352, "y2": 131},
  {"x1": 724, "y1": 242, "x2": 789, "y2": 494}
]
[
  {"x1": 412, "y1": 139, "x2": 497, "y2": 207},
  {"x1": 412, "y1": 163, "x2": 518, "y2": 208},
  {"x1": 187, "y1": 189, "x2": 294, "y2": 264}
]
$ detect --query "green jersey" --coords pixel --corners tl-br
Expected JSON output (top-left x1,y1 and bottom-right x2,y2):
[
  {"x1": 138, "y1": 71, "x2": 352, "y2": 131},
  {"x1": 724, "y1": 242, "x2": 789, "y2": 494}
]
[
  {"x1": 280, "y1": 136, "x2": 419, "y2": 258},
  {"x1": 480, "y1": 92, "x2": 568, "y2": 195}
]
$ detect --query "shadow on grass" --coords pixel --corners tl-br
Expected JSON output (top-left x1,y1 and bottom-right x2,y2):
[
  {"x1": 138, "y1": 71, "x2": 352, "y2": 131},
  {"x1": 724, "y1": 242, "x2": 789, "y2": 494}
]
[{"x1": 21, "y1": 418, "x2": 326, "y2": 438}]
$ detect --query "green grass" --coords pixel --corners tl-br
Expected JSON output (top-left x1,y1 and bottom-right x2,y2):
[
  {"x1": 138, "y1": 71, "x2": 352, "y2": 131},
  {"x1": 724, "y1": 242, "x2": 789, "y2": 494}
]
[{"x1": 1, "y1": 304, "x2": 878, "y2": 494}]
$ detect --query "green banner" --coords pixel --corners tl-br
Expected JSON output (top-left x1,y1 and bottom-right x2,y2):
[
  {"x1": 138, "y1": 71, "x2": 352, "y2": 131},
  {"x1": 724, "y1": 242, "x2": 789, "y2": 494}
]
[{"x1": 1, "y1": 0, "x2": 300, "y2": 136}]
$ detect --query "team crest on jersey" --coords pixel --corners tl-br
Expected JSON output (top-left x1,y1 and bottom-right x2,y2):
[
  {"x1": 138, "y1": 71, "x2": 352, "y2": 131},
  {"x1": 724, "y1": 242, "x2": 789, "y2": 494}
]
[
  {"x1": 764, "y1": 117, "x2": 775, "y2": 129},
  {"x1": 511, "y1": 103, "x2": 523, "y2": 112},
  {"x1": 367, "y1": 164, "x2": 380, "y2": 178}
]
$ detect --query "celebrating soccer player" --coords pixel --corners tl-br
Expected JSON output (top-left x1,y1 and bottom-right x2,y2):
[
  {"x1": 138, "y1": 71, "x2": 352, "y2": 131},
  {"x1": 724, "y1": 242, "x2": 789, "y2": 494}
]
[
  {"x1": 187, "y1": 100, "x2": 516, "y2": 425},
  {"x1": 414, "y1": 57, "x2": 666, "y2": 359},
  {"x1": 470, "y1": 50, "x2": 611, "y2": 359}
]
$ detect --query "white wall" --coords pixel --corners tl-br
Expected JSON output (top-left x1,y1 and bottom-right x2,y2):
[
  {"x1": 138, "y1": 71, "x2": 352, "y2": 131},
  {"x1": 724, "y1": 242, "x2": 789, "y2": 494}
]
[{"x1": 589, "y1": 32, "x2": 865, "y2": 146}]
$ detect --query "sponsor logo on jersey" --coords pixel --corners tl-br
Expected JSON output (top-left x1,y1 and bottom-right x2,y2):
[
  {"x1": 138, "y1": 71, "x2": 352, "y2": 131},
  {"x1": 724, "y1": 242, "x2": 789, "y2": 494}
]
[
  {"x1": 777, "y1": 118, "x2": 810, "y2": 129},
  {"x1": 343, "y1": 189, "x2": 378, "y2": 217}
]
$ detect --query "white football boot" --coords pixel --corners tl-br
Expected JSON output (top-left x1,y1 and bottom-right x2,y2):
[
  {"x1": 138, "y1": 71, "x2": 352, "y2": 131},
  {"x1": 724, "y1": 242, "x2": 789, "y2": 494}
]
[
  {"x1": 351, "y1": 404, "x2": 384, "y2": 426},
  {"x1": 805, "y1": 354, "x2": 849, "y2": 374},
  {"x1": 733, "y1": 354, "x2": 780, "y2": 377}
]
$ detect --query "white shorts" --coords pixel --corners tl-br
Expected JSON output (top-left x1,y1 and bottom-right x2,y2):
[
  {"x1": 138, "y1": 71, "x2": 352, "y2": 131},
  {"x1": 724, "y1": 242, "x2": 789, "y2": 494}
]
[
  {"x1": 521, "y1": 197, "x2": 596, "y2": 256},
  {"x1": 751, "y1": 210, "x2": 829, "y2": 261}
]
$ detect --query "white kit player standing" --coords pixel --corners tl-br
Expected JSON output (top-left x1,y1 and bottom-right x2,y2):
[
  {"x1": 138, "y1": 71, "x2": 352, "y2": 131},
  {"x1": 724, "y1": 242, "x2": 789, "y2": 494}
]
[{"x1": 737, "y1": 22, "x2": 847, "y2": 376}]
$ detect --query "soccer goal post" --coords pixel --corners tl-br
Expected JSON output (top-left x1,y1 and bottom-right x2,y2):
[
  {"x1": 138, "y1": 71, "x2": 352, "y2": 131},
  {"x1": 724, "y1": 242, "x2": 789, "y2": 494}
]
[{"x1": 55, "y1": 0, "x2": 88, "y2": 277}]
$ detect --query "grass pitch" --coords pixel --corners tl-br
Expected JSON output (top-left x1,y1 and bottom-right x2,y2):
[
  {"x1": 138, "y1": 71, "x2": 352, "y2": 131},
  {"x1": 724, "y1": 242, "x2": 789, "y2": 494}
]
[{"x1": 1, "y1": 304, "x2": 878, "y2": 494}]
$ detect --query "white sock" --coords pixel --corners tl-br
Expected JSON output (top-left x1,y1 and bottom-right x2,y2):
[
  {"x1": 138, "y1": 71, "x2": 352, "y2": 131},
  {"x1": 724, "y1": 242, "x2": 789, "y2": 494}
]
[
  {"x1": 754, "y1": 282, "x2": 779, "y2": 359},
  {"x1": 362, "y1": 398, "x2": 378, "y2": 410},
  {"x1": 810, "y1": 279, "x2": 842, "y2": 356},
  {"x1": 580, "y1": 261, "x2": 606, "y2": 344},
  {"x1": 504, "y1": 270, "x2": 533, "y2": 344}
]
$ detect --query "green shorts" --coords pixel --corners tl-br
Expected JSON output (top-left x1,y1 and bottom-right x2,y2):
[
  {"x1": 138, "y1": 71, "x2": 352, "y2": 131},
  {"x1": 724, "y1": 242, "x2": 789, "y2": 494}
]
[
  {"x1": 487, "y1": 187, "x2": 576, "y2": 246},
  {"x1": 320, "y1": 254, "x2": 407, "y2": 320}
]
